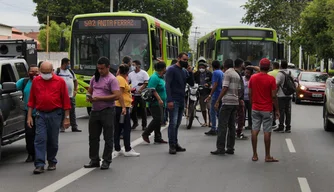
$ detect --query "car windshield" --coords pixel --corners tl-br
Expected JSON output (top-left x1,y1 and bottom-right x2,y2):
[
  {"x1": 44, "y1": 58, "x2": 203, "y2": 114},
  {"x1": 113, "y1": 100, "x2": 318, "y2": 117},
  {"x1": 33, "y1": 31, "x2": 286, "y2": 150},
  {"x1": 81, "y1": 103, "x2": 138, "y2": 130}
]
[
  {"x1": 71, "y1": 33, "x2": 149, "y2": 76},
  {"x1": 300, "y1": 73, "x2": 328, "y2": 83},
  {"x1": 288, "y1": 69, "x2": 301, "y2": 78},
  {"x1": 216, "y1": 40, "x2": 275, "y2": 65}
]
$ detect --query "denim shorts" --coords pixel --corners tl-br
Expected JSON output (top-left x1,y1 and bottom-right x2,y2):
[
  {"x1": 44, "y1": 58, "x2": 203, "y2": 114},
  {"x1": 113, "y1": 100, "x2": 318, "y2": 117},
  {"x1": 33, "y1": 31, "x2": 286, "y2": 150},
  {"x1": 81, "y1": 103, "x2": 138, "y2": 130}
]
[{"x1": 252, "y1": 110, "x2": 273, "y2": 132}]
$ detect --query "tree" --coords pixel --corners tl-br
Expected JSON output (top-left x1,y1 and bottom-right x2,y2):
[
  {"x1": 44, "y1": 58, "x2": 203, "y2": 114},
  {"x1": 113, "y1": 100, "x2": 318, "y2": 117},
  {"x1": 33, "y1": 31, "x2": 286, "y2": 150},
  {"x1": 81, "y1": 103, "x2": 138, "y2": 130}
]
[
  {"x1": 38, "y1": 21, "x2": 71, "y2": 52},
  {"x1": 33, "y1": 0, "x2": 111, "y2": 25},
  {"x1": 241, "y1": 0, "x2": 312, "y2": 36},
  {"x1": 299, "y1": 0, "x2": 333, "y2": 72},
  {"x1": 119, "y1": 0, "x2": 193, "y2": 51}
]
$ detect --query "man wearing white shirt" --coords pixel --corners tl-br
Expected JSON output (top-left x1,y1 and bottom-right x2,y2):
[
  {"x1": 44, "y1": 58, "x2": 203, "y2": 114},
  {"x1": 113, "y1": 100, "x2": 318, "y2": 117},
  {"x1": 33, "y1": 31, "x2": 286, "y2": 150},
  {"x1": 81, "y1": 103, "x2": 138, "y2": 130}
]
[{"x1": 128, "y1": 60, "x2": 149, "y2": 130}]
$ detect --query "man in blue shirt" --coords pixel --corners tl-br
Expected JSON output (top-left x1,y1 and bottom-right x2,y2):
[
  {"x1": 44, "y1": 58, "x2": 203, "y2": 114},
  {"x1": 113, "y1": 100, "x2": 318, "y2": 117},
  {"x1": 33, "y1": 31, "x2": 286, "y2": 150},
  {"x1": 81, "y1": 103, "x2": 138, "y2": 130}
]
[
  {"x1": 165, "y1": 52, "x2": 194, "y2": 154},
  {"x1": 16, "y1": 64, "x2": 39, "y2": 162},
  {"x1": 204, "y1": 60, "x2": 224, "y2": 136}
]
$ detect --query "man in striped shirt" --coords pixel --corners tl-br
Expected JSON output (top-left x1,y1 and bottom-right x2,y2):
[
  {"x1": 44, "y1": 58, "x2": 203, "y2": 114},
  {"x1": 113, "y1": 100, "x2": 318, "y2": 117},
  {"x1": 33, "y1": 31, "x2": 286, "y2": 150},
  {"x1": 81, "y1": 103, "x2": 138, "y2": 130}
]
[{"x1": 211, "y1": 59, "x2": 240, "y2": 155}]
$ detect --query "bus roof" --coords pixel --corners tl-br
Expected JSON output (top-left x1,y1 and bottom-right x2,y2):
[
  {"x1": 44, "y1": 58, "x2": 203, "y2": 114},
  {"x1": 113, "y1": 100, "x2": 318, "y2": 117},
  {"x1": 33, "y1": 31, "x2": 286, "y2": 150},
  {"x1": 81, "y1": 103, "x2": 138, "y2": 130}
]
[
  {"x1": 197, "y1": 26, "x2": 276, "y2": 42},
  {"x1": 72, "y1": 11, "x2": 182, "y2": 36}
]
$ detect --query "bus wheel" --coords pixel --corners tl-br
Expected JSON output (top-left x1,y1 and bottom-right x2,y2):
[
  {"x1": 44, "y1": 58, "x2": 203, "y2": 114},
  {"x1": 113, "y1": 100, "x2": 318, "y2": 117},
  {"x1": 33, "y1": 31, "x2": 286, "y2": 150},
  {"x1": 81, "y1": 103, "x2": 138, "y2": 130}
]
[{"x1": 87, "y1": 107, "x2": 92, "y2": 115}]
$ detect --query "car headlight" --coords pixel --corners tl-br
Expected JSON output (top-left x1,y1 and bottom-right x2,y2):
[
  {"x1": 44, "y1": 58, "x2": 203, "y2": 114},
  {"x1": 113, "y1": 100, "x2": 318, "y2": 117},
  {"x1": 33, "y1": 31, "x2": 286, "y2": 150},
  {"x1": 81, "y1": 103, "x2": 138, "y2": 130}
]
[{"x1": 300, "y1": 85, "x2": 307, "y2": 90}]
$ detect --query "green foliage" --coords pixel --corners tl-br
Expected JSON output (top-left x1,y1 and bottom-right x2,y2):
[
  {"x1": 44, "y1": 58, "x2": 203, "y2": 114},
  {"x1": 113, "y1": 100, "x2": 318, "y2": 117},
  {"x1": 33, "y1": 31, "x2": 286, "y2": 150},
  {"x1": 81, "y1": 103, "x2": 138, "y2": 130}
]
[
  {"x1": 33, "y1": 0, "x2": 111, "y2": 25},
  {"x1": 118, "y1": 0, "x2": 193, "y2": 51},
  {"x1": 241, "y1": 0, "x2": 311, "y2": 36},
  {"x1": 38, "y1": 21, "x2": 71, "y2": 52}
]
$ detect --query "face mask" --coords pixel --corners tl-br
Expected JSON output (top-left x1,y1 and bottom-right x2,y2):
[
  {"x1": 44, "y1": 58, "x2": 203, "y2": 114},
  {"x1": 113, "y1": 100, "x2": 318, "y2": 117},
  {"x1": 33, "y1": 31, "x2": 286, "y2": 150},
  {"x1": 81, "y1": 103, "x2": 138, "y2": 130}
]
[
  {"x1": 41, "y1": 73, "x2": 52, "y2": 80},
  {"x1": 199, "y1": 68, "x2": 205, "y2": 73},
  {"x1": 180, "y1": 61, "x2": 188, "y2": 68},
  {"x1": 66, "y1": 65, "x2": 70, "y2": 69},
  {"x1": 130, "y1": 66, "x2": 136, "y2": 71}
]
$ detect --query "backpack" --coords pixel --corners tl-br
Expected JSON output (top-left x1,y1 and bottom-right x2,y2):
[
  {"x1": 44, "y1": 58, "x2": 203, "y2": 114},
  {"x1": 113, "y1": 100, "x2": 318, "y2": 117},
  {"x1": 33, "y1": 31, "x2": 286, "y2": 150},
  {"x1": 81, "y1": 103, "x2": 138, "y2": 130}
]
[
  {"x1": 279, "y1": 71, "x2": 296, "y2": 95},
  {"x1": 141, "y1": 88, "x2": 157, "y2": 102},
  {"x1": 56, "y1": 67, "x2": 75, "y2": 78},
  {"x1": 21, "y1": 77, "x2": 30, "y2": 100}
]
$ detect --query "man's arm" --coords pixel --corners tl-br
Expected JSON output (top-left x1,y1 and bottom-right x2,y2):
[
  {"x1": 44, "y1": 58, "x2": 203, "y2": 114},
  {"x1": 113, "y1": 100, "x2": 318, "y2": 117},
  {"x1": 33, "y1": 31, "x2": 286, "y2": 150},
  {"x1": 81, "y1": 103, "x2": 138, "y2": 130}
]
[
  {"x1": 138, "y1": 72, "x2": 149, "y2": 92},
  {"x1": 216, "y1": 86, "x2": 228, "y2": 104},
  {"x1": 249, "y1": 88, "x2": 252, "y2": 105},
  {"x1": 27, "y1": 79, "x2": 36, "y2": 109},
  {"x1": 165, "y1": 68, "x2": 173, "y2": 103}
]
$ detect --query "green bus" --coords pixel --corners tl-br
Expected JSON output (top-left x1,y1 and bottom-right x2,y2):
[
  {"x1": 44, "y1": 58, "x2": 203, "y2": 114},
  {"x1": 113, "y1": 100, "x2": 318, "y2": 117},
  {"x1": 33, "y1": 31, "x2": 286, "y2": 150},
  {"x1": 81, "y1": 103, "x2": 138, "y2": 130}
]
[
  {"x1": 69, "y1": 11, "x2": 182, "y2": 114},
  {"x1": 197, "y1": 27, "x2": 284, "y2": 66}
]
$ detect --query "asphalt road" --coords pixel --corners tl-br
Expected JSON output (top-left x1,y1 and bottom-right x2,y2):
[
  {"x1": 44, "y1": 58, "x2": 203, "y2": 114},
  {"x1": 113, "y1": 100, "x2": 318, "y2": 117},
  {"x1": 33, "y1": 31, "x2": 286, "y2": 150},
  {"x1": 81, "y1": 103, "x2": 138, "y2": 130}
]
[{"x1": 0, "y1": 103, "x2": 333, "y2": 192}]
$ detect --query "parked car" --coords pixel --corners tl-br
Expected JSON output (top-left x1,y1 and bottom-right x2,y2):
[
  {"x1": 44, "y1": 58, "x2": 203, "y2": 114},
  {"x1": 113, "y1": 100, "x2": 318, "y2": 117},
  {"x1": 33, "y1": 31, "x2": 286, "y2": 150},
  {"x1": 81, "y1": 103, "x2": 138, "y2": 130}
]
[
  {"x1": 324, "y1": 76, "x2": 334, "y2": 131},
  {"x1": 0, "y1": 58, "x2": 27, "y2": 160},
  {"x1": 295, "y1": 71, "x2": 328, "y2": 104},
  {"x1": 288, "y1": 69, "x2": 302, "y2": 101}
]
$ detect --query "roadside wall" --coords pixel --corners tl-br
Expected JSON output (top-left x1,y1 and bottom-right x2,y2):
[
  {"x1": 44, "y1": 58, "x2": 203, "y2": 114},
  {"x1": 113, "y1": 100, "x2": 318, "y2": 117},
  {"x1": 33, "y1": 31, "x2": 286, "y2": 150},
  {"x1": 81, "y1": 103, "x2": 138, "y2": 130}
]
[{"x1": 37, "y1": 52, "x2": 68, "y2": 69}]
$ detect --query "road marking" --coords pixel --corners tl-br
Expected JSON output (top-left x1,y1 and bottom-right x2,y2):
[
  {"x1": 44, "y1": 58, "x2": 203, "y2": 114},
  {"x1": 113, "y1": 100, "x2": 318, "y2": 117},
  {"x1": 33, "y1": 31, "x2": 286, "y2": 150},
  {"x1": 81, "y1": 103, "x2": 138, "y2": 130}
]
[
  {"x1": 38, "y1": 125, "x2": 168, "y2": 192},
  {"x1": 298, "y1": 177, "x2": 312, "y2": 192},
  {"x1": 285, "y1": 138, "x2": 296, "y2": 153},
  {"x1": 76, "y1": 115, "x2": 88, "y2": 119}
]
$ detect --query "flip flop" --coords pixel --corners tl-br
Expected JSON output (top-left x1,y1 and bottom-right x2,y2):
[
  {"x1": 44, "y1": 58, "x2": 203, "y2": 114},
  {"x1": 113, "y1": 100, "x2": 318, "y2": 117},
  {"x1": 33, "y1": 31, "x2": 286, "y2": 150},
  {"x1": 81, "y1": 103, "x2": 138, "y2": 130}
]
[
  {"x1": 252, "y1": 156, "x2": 258, "y2": 161},
  {"x1": 265, "y1": 157, "x2": 279, "y2": 163}
]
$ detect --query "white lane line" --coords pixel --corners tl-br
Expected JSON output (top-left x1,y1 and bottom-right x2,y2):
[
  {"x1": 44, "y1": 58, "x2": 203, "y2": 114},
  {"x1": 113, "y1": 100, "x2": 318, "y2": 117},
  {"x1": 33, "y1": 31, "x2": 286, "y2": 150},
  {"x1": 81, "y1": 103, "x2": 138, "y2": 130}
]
[
  {"x1": 285, "y1": 138, "x2": 296, "y2": 153},
  {"x1": 298, "y1": 177, "x2": 312, "y2": 192},
  {"x1": 38, "y1": 125, "x2": 169, "y2": 192}
]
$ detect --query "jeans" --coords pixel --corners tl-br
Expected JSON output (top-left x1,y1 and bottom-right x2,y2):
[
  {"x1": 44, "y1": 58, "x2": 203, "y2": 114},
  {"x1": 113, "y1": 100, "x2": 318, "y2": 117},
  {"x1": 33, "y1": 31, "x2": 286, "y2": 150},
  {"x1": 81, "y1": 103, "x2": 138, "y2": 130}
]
[
  {"x1": 131, "y1": 96, "x2": 147, "y2": 127},
  {"x1": 89, "y1": 107, "x2": 115, "y2": 164},
  {"x1": 168, "y1": 101, "x2": 184, "y2": 145},
  {"x1": 25, "y1": 111, "x2": 36, "y2": 156},
  {"x1": 210, "y1": 96, "x2": 221, "y2": 131},
  {"x1": 143, "y1": 105, "x2": 163, "y2": 141},
  {"x1": 114, "y1": 107, "x2": 131, "y2": 152},
  {"x1": 34, "y1": 109, "x2": 63, "y2": 167},
  {"x1": 216, "y1": 105, "x2": 238, "y2": 151},
  {"x1": 278, "y1": 97, "x2": 292, "y2": 130},
  {"x1": 61, "y1": 97, "x2": 78, "y2": 130},
  {"x1": 244, "y1": 100, "x2": 252, "y2": 127}
]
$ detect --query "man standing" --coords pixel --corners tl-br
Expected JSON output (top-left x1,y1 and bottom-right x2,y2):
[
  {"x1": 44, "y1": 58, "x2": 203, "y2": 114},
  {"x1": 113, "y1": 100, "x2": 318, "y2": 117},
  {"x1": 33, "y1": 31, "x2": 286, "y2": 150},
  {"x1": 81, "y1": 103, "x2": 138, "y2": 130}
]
[
  {"x1": 268, "y1": 61, "x2": 280, "y2": 128},
  {"x1": 234, "y1": 58, "x2": 247, "y2": 139},
  {"x1": 211, "y1": 59, "x2": 240, "y2": 155},
  {"x1": 165, "y1": 52, "x2": 194, "y2": 154},
  {"x1": 84, "y1": 57, "x2": 120, "y2": 170},
  {"x1": 16, "y1": 64, "x2": 39, "y2": 162},
  {"x1": 128, "y1": 60, "x2": 149, "y2": 130},
  {"x1": 205, "y1": 60, "x2": 223, "y2": 136},
  {"x1": 274, "y1": 60, "x2": 292, "y2": 133},
  {"x1": 27, "y1": 61, "x2": 71, "y2": 174},
  {"x1": 194, "y1": 58, "x2": 212, "y2": 127},
  {"x1": 249, "y1": 58, "x2": 280, "y2": 162},
  {"x1": 56, "y1": 58, "x2": 81, "y2": 132}
]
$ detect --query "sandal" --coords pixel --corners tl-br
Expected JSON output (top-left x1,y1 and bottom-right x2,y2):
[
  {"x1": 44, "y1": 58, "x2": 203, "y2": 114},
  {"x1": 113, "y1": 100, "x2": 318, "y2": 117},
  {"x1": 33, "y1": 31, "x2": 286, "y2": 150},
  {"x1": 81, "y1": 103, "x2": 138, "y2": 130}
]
[
  {"x1": 201, "y1": 123, "x2": 207, "y2": 127},
  {"x1": 252, "y1": 156, "x2": 258, "y2": 161},
  {"x1": 265, "y1": 157, "x2": 279, "y2": 163}
]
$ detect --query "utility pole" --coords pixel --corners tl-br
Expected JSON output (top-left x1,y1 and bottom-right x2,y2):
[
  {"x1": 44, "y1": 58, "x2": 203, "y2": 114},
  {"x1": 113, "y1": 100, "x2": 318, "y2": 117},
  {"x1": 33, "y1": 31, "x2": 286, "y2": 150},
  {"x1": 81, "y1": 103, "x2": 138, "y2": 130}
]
[
  {"x1": 288, "y1": 25, "x2": 292, "y2": 63},
  {"x1": 110, "y1": 0, "x2": 113, "y2": 12},
  {"x1": 191, "y1": 26, "x2": 200, "y2": 67},
  {"x1": 46, "y1": 14, "x2": 50, "y2": 55}
]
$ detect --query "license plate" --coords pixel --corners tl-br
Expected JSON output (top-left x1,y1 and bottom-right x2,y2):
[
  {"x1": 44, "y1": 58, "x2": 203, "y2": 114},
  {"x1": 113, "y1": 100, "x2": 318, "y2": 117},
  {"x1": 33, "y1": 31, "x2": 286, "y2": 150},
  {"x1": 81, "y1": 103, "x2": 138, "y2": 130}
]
[{"x1": 312, "y1": 94, "x2": 322, "y2": 98}]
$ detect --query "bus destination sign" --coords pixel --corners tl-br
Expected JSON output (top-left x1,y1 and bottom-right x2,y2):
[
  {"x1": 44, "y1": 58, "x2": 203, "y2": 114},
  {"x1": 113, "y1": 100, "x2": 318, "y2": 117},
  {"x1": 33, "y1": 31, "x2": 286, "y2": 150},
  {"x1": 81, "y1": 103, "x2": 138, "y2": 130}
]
[
  {"x1": 221, "y1": 29, "x2": 273, "y2": 38},
  {"x1": 77, "y1": 18, "x2": 143, "y2": 29}
]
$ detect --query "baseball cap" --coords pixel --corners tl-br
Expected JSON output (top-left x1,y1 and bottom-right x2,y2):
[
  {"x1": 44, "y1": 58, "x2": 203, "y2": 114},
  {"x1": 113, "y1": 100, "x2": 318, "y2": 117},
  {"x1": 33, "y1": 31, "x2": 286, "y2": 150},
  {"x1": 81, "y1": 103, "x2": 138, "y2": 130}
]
[{"x1": 259, "y1": 58, "x2": 271, "y2": 68}]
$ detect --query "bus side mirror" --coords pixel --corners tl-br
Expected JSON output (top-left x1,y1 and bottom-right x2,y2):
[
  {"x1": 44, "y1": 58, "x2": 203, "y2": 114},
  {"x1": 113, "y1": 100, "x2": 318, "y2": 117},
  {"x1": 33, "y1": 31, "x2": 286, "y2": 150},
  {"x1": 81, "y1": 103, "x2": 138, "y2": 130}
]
[{"x1": 278, "y1": 43, "x2": 284, "y2": 60}]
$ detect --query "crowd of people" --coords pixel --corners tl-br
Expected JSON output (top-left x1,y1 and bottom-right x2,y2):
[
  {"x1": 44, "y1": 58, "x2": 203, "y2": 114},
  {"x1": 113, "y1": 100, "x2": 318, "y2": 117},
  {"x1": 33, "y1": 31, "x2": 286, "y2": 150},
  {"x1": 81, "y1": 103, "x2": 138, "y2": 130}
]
[{"x1": 16, "y1": 52, "x2": 293, "y2": 174}]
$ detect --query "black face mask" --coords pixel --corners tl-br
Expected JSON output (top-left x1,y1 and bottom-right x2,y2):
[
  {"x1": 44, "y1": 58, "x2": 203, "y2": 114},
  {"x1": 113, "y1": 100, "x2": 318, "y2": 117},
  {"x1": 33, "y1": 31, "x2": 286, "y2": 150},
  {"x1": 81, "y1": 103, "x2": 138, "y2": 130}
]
[{"x1": 179, "y1": 61, "x2": 188, "y2": 68}]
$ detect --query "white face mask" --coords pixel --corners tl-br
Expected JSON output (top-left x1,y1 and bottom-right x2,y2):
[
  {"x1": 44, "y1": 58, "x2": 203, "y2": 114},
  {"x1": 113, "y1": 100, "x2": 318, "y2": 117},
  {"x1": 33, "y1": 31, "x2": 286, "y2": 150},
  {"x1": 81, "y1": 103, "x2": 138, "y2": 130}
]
[
  {"x1": 130, "y1": 66, "x2": 136, "y2": 71},
  {"x1": 41, "y1": 73, "x2": 53, "y2": 80},
  {"x1": 199, "y1": 68, "x2": 205, "y2": 73}
]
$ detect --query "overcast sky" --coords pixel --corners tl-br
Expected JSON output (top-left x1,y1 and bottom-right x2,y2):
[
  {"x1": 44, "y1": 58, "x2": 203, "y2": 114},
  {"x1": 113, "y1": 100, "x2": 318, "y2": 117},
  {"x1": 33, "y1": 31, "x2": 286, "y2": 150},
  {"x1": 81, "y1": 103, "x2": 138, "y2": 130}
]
[{"x1": 0, "y1": 0, "x2": 250, "y2": 48}]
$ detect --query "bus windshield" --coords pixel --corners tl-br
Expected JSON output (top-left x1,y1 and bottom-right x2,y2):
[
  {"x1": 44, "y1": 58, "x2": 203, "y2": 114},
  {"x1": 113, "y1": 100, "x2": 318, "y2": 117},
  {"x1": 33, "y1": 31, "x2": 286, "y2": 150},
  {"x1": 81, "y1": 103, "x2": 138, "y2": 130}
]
[
  {"x1": 72, "y1": 33, "x2": 149, "y2": 76},
  {"x1": 217, "y1": 40, "x2": 275, "y2": 65}
]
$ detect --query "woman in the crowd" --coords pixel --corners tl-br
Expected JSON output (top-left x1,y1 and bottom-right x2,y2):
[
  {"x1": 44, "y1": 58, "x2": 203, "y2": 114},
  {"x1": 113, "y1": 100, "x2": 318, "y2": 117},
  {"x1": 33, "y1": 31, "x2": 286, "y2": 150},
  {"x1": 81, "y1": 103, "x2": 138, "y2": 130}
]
[
  {"x1": 142, "y1": 61, "x2": 168, "y2": 144},
  {"x1": 114, "y1": 64, "x2": 140, "y2": 157}
]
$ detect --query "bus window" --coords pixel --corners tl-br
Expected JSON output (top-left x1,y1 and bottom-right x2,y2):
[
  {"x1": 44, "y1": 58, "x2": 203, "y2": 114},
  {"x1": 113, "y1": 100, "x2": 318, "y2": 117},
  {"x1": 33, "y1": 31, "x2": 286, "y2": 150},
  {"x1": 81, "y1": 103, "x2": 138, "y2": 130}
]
[{"x1": 155, "y1": 27, "x2": 162, "y2": 58}]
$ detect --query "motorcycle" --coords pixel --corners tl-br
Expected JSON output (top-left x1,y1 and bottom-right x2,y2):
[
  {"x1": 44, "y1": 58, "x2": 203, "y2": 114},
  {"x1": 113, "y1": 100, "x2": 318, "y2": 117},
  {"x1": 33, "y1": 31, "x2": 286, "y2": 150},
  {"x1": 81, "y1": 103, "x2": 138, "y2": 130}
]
[{"x1": 185, "y1": 84, "x2": 204, "y2": 129}]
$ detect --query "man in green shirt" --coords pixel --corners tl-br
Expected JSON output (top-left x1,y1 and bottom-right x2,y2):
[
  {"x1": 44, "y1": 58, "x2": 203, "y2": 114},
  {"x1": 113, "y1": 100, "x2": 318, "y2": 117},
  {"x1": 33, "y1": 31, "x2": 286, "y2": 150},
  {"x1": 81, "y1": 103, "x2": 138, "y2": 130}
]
[
  {"x1": 268, "y1": 62, "x2": 280, "y2": 78},
  {"x1": 142, "y1": 61, "x2": 168, "y2": 144}
]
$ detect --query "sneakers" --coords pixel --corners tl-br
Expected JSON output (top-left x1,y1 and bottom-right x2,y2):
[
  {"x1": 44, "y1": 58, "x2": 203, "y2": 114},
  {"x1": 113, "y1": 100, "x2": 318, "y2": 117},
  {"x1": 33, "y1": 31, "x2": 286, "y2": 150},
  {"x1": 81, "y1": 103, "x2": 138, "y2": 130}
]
[
  {"x1": 236, "y1": 133, "x2": 248, "y2": 140},
  {"x1": 124, "y1": 149, "x2": 140, "y2": 157},
  {"x1": 113, "y1": 150, "x2": 124, "y2": 157},
  {"x1": 205, "y1": 129, "x2": 217, "y2": 136}
]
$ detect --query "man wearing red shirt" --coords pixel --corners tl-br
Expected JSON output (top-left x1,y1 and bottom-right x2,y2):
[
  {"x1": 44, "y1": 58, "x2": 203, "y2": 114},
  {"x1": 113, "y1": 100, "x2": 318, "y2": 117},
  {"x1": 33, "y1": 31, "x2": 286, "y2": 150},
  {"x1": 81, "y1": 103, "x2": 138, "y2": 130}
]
[
  {"x1": 27, "y1": 61, "x2": 71, "y2": 174},
  {"x1": 248, "y1": 58, "x2": 280, "y2": 163}
]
